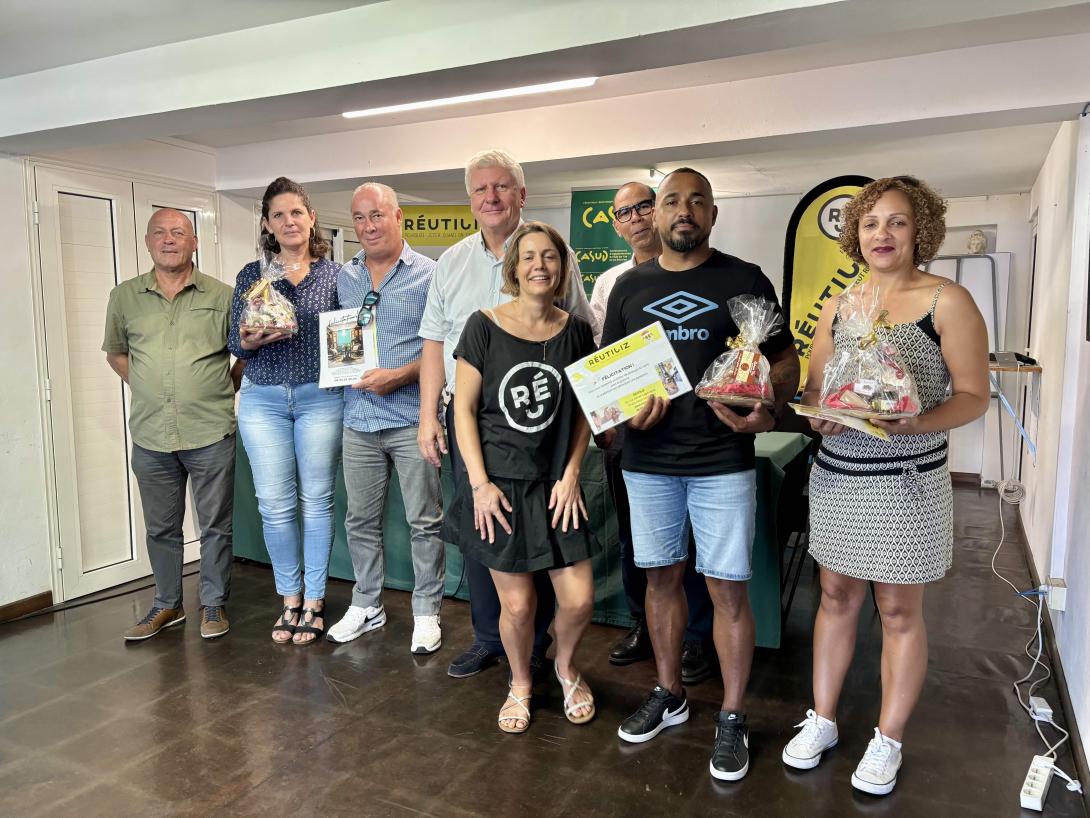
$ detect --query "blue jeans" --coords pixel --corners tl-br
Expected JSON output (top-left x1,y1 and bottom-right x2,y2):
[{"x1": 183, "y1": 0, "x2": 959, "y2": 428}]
[
  {"x1": 238, "y1": 378, "x2": 343, "y2": 599},
  {"x1": 622, "y1": 469, "x2": 757, "y2": 581}
]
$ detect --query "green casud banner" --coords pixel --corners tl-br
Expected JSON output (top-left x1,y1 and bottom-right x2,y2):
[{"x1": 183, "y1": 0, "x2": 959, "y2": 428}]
[{"x1": 569, "y1": 189, "x2": 632, "y2": 296}]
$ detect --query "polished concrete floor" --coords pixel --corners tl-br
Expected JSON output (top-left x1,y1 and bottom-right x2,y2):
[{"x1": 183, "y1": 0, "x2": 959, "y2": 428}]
[{"x1": 1, "y1": 487, "x2": 1086, "y2": 817}]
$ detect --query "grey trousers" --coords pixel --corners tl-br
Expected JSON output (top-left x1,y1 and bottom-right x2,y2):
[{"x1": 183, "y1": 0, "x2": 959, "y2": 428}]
[
  {"x1": 342, "y1": 425, "x2": 444, "y2": 616},
  {"x1": 130, "y1": 435, "x2": 235, "y2": 609}
]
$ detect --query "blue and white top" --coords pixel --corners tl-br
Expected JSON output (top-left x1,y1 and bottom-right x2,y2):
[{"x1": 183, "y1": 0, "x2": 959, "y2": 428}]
[
  {"x1": 339, "y1": 241, "x2": 436, "y2": 432},
  {"x1": 228, "y1": 257, "x2": 340, "y2": 385}
]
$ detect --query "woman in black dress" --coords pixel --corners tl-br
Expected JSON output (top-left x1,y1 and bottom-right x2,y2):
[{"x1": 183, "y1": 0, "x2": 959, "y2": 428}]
[{"x1": 447, "y1": 221, "x2": 599, "y2": 733}]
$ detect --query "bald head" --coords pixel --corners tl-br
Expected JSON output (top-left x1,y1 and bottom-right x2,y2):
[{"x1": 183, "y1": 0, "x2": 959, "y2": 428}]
[
  {"x1": 351, "y1": 182, "x2": 405, "y2": 265},
  {"x1": 612, "y1": 181, "x2": 660, "y2": 260},
  {"x1": 145, "y1": 208, "x2": 197, "y2": 276}
]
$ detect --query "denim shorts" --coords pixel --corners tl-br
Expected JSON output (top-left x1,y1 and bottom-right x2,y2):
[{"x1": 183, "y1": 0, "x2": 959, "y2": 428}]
[{"x1": 622, "y1": 469, "x2": 757, "y2": 581}]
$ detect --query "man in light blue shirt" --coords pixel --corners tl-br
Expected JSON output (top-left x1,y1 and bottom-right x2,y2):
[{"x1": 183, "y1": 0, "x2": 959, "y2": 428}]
[
  {"x1": 326, "y1": 182, "x2": 445, "y2": 655},
  {"x1": 418, "y1": 149, "x2": 592, "y2": 679}
]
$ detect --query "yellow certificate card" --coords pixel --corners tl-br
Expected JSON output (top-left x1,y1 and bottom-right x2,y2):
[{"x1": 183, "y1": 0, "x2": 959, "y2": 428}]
[{"x1": 565, "y1": 322, "x2": 691, "y2": 433}]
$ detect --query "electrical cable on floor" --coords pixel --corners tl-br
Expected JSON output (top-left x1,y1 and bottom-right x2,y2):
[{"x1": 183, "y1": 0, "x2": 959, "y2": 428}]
[{"x1": 990, "y1": 462, "x2": 1083, "y2": 798}]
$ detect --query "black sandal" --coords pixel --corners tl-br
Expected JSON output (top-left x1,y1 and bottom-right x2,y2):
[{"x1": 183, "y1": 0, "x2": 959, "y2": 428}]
[
  {"x1": 272, "y1": 604, "x2": 302, "y2": 644},
  {"x1": 293, "y1": 606, "x2": 325, "y2": 645}
]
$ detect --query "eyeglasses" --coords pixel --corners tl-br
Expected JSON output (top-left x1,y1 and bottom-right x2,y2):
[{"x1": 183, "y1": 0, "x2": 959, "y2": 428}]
[
  {"x1": 357, "y1": 290, "x2": 381, "y2": 327},
  {"x1": 614, "y1": 199, "x2": 654, "y2": 223}
]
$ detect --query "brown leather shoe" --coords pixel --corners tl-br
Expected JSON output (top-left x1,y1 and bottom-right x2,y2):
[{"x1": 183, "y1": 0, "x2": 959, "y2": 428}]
[
  {"x1": 200, "y1": 605, "x2": 230, "y2": 639},
  {"x1": 124, "y1": 606, "x2": 185, "y2": 641}
]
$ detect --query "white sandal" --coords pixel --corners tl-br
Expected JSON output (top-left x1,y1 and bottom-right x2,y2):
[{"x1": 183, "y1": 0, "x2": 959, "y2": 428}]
[
  {"x1": 555, "y1": 662, "x2": 595, "y2": 725},
  {"x1": 498, "y1": 687, "x2": 532, "y2": 734}
]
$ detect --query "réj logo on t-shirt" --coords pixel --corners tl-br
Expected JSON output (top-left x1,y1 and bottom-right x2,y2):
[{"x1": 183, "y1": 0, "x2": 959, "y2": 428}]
[
  {"x1": 643, "y1": 291, "x2": 717, "y2": 341},
  {"x1": 499, "y1": 362, "x2": 563, "y2": 433}
]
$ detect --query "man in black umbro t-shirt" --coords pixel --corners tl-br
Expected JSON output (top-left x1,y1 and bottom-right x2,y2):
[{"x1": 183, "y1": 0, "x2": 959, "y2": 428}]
[{"x1": 602, "y1": 168, "x2": 800, "y2": 781}]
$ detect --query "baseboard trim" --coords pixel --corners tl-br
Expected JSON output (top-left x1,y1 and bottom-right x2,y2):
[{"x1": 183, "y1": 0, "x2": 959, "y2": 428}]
[
  {"x1": 0, "y1": 590, "x2": 53, "y2": 624},
  {"x1": 950, "y1": 471, "x2": 980, "y2": 485},
  {"x1": 1017, "y1": 512, "x2": 1090, "y2": 797}
]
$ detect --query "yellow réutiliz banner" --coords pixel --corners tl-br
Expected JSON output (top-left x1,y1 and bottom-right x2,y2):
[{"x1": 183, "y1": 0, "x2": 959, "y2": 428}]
[
  {"x1": 782, "y1": 175, "x2": 872, "y2": 387},
  {"x1": 400, "y1": 205, "x2": 478, "y2": 247}
]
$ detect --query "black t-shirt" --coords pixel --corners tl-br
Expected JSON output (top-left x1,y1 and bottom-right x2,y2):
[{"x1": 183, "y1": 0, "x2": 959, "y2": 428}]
[
  {"x1": 454, "y1": 311, "x2": 596, "y2": 481},
  {"x1": 600, "y1": 250, "x2": 794, "y2": 476}
]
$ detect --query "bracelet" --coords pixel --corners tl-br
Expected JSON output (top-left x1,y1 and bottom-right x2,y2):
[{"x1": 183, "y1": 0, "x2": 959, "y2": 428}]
[{"x1": 471, "y1": 481, "x2": 490, "y2": 493}]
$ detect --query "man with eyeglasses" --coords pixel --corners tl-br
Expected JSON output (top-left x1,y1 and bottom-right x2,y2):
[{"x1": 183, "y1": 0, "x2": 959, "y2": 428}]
[
  {"x1": 326, "y1": 182, "x2": 446, "y2": 655},
  {"x1": 590, "y1": 183, "x2": 717, "y2": 683}
]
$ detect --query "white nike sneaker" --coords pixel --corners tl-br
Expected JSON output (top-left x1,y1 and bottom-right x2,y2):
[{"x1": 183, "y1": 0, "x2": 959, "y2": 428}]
[
  {"x1": 782, "y1": 709, "x2": 839, "y2": 769},
  {"x1": 326, "y1": 605, "x2": 385, "y2": 643},
  {"x1": 411, "y1": 615, "x2": 442, "y2": 654}
]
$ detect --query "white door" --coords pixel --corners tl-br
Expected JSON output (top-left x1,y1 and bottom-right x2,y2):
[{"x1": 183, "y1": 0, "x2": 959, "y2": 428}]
[
  {"x1": 132, "y1": 183, "x2": 219, "y2": 564},
  {"x1": 35, "y1": 166, "x2": 149, "y2": 600}
]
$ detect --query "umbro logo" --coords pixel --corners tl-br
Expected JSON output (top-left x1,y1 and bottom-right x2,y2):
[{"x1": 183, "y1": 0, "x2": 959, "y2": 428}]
[
  {"x1": 643, "y1": 291, "x2": 717, "y2": 341},
  {"x1": 643, "y1": 291, "x2": 718, "y2": 325}
]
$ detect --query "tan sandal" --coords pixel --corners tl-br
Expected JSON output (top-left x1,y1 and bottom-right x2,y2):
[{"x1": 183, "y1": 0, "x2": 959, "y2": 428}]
[
  {"x1": 498, "y1": 687, "x2": 532, "y2": 734},
  {"x1": 555, "y1": 662, "x2": 595, "y2": 725}
]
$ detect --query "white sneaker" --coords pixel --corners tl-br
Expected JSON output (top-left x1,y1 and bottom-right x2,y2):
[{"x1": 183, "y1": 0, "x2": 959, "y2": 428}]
[
  {"x1": 410, "y1": 615, "x2": 442, "y2": 654},
  {"x1": 782, "y1": 709, "x2": 839, "y2": 769},
  {"x1": 326, "y1": 605, "x2": 385, "y2": 643},
  {"x1": 851, "y1": 728, "x2": 902, "y2": 795}
]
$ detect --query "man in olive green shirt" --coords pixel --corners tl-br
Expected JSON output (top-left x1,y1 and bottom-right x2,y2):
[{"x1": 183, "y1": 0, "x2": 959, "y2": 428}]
[{"x1": 103, "y1": 208, "x2": 240, "y2": 641}]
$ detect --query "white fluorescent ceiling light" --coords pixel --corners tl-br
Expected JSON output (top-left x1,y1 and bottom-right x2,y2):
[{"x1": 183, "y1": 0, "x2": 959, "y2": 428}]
[{"x1": 342, "y1": 76, "x2": 598, "y2": 119}]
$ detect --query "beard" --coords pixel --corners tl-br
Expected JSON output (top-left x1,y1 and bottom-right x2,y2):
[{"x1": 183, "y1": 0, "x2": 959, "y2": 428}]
[{"x1": 662, "y1": 221, "x2": 708, "y2": 253}]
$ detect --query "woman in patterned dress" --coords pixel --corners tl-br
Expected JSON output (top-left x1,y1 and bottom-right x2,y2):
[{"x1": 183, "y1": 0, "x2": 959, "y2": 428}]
[
  {"x1": 229, "y1": 177, "x2": 343, "y2": 645},
  {"x1": 781, "y1": 177, "x2": 990, "y2": 795}
]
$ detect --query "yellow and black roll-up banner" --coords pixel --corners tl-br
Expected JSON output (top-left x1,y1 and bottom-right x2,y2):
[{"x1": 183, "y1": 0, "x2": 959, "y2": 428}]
[{"x1": 782, "y1": 175, "x2": 872, "y2": 386}]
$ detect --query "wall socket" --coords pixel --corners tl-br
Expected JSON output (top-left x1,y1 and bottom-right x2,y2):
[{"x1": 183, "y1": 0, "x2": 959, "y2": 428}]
[{"x1": 1045, "y1": 578, "x2": 1067, "y2": 612}]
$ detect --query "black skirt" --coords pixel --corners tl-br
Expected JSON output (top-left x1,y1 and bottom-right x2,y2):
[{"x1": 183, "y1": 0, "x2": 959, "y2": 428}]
[{"x1": 442, "y1": 475, "x2": 601, "y2": 573}]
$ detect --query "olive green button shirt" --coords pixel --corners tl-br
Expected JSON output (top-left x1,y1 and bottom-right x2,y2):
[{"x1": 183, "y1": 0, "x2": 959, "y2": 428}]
[{"x1": 102, "y1": 267, "x2": 235, "y2": 453}]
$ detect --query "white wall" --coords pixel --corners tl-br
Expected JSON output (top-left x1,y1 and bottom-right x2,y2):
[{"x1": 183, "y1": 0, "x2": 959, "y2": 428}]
[
  {"x1": 0, "y1": 155, "x2": 53, "y2": 607},
  {"x1": 1021, "y1": 123, "x2": 1078, "y2": 574},
  {"x1": 1043, "y1": 116, "x2": 1090, "y2": 766},
  {"x1": 1017, "y1": 119, "x2": 1090, "y2": 765}
]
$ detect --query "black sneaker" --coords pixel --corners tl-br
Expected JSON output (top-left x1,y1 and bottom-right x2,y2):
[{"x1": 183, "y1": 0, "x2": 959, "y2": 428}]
[
  {"x1": 681, "y1": 639, "x2": 717, "y2": 685},
  {"x1": 617, "y1": 685, "x2": 689, "y2": 743},
  {"x1": 447, "y1": 643, "x2": 502, "y2": 678},
  {"x1": 610, "y1": 619, "x2": 653, "y2": 666},
  {"x1": 710, "y1": 711, "x2": 750, "y2": 781}
]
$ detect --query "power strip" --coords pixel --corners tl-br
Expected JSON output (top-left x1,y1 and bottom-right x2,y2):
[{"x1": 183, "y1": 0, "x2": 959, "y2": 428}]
[{"x1": 1020, "y1": 755, "x2": 1054, "y2": 811}]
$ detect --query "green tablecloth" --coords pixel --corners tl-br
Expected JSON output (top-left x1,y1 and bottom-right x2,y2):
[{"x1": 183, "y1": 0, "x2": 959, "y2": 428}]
[{"x1": 231, "y1": 431, "x2": 810, "y2": 648}]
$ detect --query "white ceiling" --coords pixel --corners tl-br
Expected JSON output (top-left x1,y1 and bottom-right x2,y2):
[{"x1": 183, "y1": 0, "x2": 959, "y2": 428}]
[
  {"x1": 176, "y1": 2, "x2": 1090, "y2": 149},
  {"x1": 298, "y1": 121, "x2": 1062, "y2": 209},
  {"x1": 0, "y1": 0, "x2": 375, "y2": 78}
]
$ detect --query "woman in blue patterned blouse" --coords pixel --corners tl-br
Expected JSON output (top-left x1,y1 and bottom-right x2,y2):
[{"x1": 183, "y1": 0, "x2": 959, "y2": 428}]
[{"x1": 229, "y1": 177, "x2": 342, "y2": 645}]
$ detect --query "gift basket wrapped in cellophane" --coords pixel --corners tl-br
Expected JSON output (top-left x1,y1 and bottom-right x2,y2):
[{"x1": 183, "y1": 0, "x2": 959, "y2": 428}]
[
  {"x1": 819, "y1": 284, "x2": 920, "y2": 419},
  {"x1": 695, "y1": 294, "x2": 781, "y2": 407},
  {"x1": 240, "y1": 258, "x2": 298, "y2": 336}
]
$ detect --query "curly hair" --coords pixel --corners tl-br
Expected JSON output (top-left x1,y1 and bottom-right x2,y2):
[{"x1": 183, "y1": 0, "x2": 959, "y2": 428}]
[
  {"x1": 838, "y1": 176, "x2": 946, "y2": 267},
  {"x1": 259, "y1": 176, "x2": 331, "y2": 259},
  {"x1": 500, "y1": 221, "x2": 570, "y2": 299}
]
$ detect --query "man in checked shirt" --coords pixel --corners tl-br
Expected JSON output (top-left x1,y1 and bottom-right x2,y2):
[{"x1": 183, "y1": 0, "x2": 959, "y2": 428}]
[{"x1": 326, "y1": 182, "x2": 446, "y2": 655}]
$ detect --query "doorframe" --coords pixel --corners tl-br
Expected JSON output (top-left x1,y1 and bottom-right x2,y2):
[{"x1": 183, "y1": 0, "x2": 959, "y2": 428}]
[{"x1": 26, "y1": 156, "x2": 219, "y2": 603}]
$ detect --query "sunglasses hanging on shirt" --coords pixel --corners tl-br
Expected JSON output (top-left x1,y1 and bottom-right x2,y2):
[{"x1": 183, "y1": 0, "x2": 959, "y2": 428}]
[{"x1": 357, "y1": 290, "x2": 381, "y2": 327}]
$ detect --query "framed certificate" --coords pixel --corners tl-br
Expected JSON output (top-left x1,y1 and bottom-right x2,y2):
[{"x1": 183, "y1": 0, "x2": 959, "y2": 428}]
[{"x1": 565, "y1": 321, "x2": 691, "y2": 433}]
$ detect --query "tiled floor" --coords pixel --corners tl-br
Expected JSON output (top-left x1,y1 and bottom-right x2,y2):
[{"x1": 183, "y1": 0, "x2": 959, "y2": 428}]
[{"x1": 1, "y1": 488, "x2": 1086, "y2": 817}]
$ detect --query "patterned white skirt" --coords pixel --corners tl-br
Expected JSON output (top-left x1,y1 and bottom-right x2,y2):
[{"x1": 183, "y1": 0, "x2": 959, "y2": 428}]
[{"x1": 807, "y1": 431, "x2": 953, "y2": 585}]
